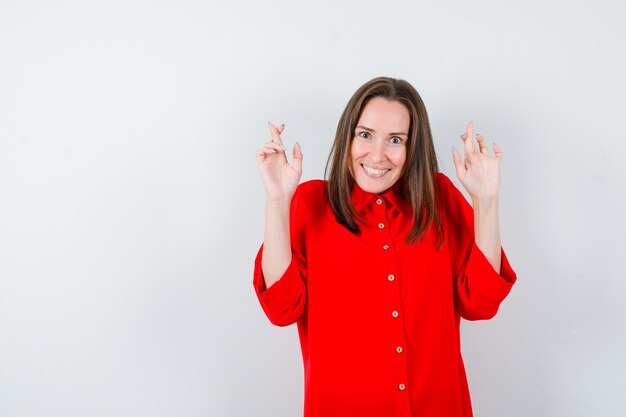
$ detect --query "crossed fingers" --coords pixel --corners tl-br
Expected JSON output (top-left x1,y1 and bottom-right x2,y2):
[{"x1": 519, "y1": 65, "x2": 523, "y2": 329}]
[
  {"x1": 459, "y1": 121, "x2": 502, "y2": 160},
  {"x1": 256, "y1": 122, "x2": 286, "y2": 159}
]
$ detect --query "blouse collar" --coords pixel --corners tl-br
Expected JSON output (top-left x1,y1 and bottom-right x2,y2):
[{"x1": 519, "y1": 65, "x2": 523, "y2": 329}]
[{"x1": 351, "y1": 180, "x2": 410, "y2": 215}]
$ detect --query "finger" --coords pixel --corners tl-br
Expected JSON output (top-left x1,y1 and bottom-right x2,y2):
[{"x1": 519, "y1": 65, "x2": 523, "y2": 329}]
[
  {"x1": 451, "y1": 146, "x2": 466, "y2": 179},
  {"x1": 277, "y1": 123, "x2": 285, "y2": 135},
  {"x1": 476, "y1": 133, "x2": 490, "y2": 156},
  {"x1": 256, "y1": 146, "x2": 278, "y2": 156},
  {"x1": 263, "y1": 141, "x2": 286, "y2": 153},
  {"x1": 268, "y1": 122, "x2": 284, "y2": 145},
  {"x1": 256, "y1": 147, "x2": 277, "y2": 165},
  {"x1": 257, "y1": 147, "x2": 277, "y2": 157},
  {"x1": 292, "y1": 141, "x2": 303, "y2": 174},
  {"x1": 463, "y1": 121, "x2": 475, "y2": 155},
  {"x1": 492, "y1": 142, "x2": 503, "y2": 160}
]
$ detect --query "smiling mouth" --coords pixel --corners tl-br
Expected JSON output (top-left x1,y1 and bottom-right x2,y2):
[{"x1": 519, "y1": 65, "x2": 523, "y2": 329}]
[{"x1": 362, "y1": 164, "x2": 391, "y2": 178}]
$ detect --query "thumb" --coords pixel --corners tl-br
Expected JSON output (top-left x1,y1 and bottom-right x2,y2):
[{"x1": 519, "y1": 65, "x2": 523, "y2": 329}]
[
  {"x1": 452, "y1": 146, "x2": 465, "y2": 180},
  {"x1": 292, "y1": 142, "x2": 303, "y2": 174}
]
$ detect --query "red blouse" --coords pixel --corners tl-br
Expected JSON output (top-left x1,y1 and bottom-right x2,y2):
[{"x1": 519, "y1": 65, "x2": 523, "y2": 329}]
[{"x1": 253, "y1": 173, "x2": 517, "y2": 417}]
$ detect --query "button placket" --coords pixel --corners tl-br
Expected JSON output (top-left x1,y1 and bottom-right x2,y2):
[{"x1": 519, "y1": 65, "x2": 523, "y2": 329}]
[
  {"x1": 371, "y1": 196, "x2": 392, "y2": 252},
  {"x1": 387, "y1": 267, "x2": 408, "y2": 396},
  {"x1": 374, "y1": 195, "x2": 409, "y2": 400},
  {"x1": 390, "y1": 276, "x2": 410, "y2": 398}
]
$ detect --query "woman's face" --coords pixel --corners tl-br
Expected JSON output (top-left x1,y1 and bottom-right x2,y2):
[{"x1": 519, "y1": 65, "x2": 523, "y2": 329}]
[{"x1": 349, "y1": 97, "x2": 409, "y2": 194}]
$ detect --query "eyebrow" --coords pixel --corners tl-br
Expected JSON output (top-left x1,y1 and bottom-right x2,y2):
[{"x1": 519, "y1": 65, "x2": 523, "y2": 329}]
[{"x1": 356, "y1": 125, "x2": 408, "y2": 136}]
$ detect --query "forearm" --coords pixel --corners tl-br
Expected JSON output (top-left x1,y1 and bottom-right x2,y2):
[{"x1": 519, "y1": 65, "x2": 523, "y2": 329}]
[
  {"x1": 261, "y1": 198, "x2": 293, "y2": 289},
  {"x1": 472, "y1": 197, "x2": 502, "y2": 274}
]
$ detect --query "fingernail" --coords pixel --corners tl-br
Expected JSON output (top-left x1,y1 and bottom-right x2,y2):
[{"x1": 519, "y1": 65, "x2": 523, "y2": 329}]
[
  {"x1": 281, "y1": 123, "x2": 285, "y2": 127},
  {"x1": 279, "y1": 144, "x2": 286, "y2": 150},
  {"x1": 269, "y1": 148, "x2": 277, "y2": 153},
  {"x1": 296, "y1": 141, "x2": 301, "y2": 148}
]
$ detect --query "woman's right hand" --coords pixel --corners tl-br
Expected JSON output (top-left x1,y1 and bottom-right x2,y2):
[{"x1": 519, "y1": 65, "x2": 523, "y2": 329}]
[{"x1": 256, "y1": 122, "x2": 303, "y2": 202}]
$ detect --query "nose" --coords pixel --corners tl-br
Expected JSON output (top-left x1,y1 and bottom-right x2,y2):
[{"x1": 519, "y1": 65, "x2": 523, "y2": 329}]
[{"x1": 370, "y1": 138, "x2": 386, "y2": 163}]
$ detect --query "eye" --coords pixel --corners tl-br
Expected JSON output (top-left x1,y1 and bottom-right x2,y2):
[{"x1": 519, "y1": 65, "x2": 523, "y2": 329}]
[
  {"x1": 389, "y1": 136, "x2": 403, "y2": 144},
  {"x1": 358, "y1": 131, "x2": 371, "y2": 139}
]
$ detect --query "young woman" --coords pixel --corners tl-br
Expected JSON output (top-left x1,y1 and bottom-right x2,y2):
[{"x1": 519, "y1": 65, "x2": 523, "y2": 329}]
[{"x1": 253, "y1": 77, "x2": 517, "y2": 417}]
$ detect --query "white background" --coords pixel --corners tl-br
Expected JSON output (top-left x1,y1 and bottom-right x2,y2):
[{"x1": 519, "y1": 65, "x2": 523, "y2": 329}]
[{"x1": 1, "y1": 0, "x2": 625, "y2": 416}]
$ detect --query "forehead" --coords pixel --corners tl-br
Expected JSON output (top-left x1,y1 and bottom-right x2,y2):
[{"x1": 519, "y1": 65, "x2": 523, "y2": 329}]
[{"x1": 356, "y1": 97, "x2": 410, "y2": 131}]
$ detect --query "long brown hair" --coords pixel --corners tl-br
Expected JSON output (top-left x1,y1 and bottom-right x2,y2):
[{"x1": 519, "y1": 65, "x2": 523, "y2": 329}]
[{"x1": 324, "y1": 76, "x2": 444, "y2": 248}]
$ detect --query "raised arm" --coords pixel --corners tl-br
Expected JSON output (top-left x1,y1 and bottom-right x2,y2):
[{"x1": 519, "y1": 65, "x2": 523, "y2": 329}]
[
  {"x1": 255, "y1": 122, "x2": 303, "y2": 289},
  {"x1": 452, "y1": 121, "x2": 502, "y2": 273}
]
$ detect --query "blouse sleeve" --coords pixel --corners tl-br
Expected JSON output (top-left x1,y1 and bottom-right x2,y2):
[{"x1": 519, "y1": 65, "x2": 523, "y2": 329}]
[
  {"x1": 252, "y1": 185, "x2": 308, "y2": 327},
  {"x1": 439, "y1": 174, "x2": 517, "y2": 321}
]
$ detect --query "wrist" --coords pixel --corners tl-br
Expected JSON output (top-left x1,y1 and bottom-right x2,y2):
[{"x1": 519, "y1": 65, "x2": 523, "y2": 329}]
[
  {"x1": 265, "y1": 197, "x2": 291, "y2": 211},
  {"x1": 472, "y1": 196, "x2": 499, "y2": 213}
]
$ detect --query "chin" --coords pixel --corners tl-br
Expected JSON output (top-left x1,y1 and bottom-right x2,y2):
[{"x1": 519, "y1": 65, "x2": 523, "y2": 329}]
[{"x1": 354, "y1": 176, "x2": 398, "y2": 194}]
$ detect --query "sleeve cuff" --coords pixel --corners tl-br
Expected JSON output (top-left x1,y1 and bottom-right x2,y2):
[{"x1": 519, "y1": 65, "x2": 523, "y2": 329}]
[
  {"x1": 253, "y1": 244, "x2": 306, "y2": 325},
  {"x1": 465, "y1": 242, "x2": 517, "y2": 303}
]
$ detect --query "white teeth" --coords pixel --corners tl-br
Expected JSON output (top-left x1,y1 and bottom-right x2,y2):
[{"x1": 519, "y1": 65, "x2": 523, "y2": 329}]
[{"x1": 363, "y1": 165, "x2": 389, "y2": 177}]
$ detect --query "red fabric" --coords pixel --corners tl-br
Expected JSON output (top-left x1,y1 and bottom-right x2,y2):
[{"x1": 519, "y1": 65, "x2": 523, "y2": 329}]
[{"x1": 253, "y1": 173, "x2": 517, "y2": 417}]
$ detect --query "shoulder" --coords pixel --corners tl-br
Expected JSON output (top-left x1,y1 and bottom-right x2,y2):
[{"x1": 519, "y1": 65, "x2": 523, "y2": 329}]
[
  {"x1": 434, "y1": 172, "x2": 471, "y2": 212},
  {"x1": 434, "y1": 172, "x2": 465, "y2": 199},
  {"x1": 296, "y1": 179, "x2": 327, "y2": 199},
  {"x1": 434, "y1": 172, "x2": 454, "y2": 191},
  {"x1": 433, "y1": 172, "x2": 473, "y2": 224},
  {"x1": 296, "y1": 179, "x2": 327, "y2": 195},
  {"x1": 292, "y1": 179, "x2": 328, "y2": 209},
  {"x1": 434, "y1": 172, "x2": 456, "y2": 203},
  {"x1": 289, "y1": 180, "x2": 329, "y2": 228}
]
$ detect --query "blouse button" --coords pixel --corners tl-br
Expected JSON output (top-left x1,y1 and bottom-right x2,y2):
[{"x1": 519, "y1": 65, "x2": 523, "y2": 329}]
[
  {"x1": 396, "y1": 346, "x2": 403, "y2": 353},
  {"x1": 383, "y1": 245, "x2": 390, "y2": 250},
  {"x1": 378, "y1": 223, "x2": 385, "y2": 229},
  {"x1": 388, "y1": 274, "x2": 395, "y2": 282},
  {"x1": 392, "y1": 310, "x2": 399, "y2": 318},
  {"x1": 398, "y1": 383, "x2": 406, "y2": 391},
  {"x1": 376, "y1": 198, "x2": 383, "y2": 205}
]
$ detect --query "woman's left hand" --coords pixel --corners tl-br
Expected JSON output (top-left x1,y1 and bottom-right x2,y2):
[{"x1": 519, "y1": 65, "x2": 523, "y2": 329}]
[{"x1": 452, "y1": 121, "x2": 502, "y2": 202}]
